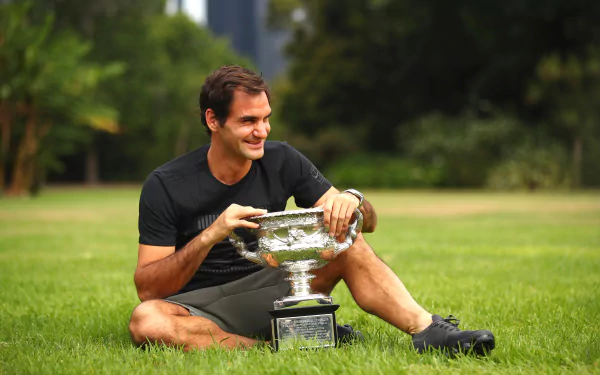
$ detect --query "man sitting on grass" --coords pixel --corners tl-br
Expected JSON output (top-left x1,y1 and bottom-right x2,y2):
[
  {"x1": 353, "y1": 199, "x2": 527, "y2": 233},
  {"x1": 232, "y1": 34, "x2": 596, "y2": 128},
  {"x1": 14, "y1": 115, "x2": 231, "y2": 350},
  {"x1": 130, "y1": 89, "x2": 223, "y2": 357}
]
[{"x1": 128, "y1": 65, "x2": 495, "y2": 355}]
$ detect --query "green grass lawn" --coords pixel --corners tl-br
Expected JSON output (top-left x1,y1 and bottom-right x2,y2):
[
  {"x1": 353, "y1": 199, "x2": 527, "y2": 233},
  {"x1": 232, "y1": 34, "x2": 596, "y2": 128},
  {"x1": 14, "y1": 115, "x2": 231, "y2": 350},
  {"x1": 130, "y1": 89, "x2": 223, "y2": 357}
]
[{"x1": 1, "y1": 188, "x2": 599, "y2": 374}]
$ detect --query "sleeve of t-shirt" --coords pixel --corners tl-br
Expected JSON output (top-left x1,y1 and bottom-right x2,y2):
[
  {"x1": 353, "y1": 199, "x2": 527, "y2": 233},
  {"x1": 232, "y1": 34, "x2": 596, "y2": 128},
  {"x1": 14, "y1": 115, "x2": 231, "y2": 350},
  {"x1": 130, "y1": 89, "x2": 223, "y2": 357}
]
[
  {"x1": 284, "y1": 144, "x2": 333, "y2": 208},
  {"x1": 138, "y1": 173, "x2": 178, "y2": 246}
]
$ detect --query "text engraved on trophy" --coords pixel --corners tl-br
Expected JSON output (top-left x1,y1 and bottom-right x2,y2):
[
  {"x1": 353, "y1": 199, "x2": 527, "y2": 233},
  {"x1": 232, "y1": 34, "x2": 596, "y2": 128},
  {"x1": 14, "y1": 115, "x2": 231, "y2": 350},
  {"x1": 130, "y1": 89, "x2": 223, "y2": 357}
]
[{"x1": 277, "y1": 314, "x2": 334, "y2": 349}]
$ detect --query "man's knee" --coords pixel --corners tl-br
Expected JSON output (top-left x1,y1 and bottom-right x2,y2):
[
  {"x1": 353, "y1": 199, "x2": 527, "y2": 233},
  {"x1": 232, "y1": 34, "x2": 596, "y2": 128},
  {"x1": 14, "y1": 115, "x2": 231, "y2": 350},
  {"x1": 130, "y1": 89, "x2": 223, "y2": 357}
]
[{"x1": 128, "y1": 300, "x2": 174, "y2": 346}]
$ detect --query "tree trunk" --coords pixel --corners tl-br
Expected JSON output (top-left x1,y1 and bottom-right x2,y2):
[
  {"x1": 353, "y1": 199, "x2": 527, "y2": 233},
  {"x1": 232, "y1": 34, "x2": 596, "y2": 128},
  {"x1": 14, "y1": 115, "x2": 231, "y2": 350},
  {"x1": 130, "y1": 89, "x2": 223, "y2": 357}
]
[
  {"x1": 85, "y1": 142, "x2": 99, "y2": 186},
  {"x1": 0, "y1": 154, "x2": 4, "y2": 192},
  {"x1": 6, "y1": 104, "x2": 39, "y2": 196},
  {"x1": 572, "y1": 135, "x2": 582, "y2": 189},
  {"x1": 82, "y1": 14, "x2": 101, "y2": 187},
  {"x1": 0, "y1": 101, "x2": 12, "y2": 192},
  {"x1": 29, "y1": 122, "x2": 50, "y2": 195},
  {"x1": 174, "y1": 122, "x2": 191, "y2": 157}
]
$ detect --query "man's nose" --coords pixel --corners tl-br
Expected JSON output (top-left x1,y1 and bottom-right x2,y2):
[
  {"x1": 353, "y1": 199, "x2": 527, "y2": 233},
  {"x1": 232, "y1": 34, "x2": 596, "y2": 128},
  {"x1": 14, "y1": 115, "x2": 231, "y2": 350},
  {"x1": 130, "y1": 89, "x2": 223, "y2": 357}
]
[{"x1": 253, "y1": 122, "x2": 269, "y2": 138}]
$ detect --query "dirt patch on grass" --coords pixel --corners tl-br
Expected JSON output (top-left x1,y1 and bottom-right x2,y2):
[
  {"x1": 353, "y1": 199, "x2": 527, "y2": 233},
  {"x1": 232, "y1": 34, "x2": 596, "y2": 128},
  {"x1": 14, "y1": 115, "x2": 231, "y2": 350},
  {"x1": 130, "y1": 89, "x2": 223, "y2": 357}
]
[
  {"x1": 0, "y1": 207, "x2": 135, "y2": 222},
  {"x1": 378, "y1": 202, "x2": 600, "y2": 217}
]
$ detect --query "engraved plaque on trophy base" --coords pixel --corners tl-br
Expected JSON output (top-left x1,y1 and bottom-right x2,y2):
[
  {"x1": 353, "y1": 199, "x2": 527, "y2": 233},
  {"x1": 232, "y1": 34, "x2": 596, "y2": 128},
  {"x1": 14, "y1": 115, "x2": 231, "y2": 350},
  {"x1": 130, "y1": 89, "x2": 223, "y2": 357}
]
[{"x1": 269, "y1": 305, "x2": 339, "y2": 351}]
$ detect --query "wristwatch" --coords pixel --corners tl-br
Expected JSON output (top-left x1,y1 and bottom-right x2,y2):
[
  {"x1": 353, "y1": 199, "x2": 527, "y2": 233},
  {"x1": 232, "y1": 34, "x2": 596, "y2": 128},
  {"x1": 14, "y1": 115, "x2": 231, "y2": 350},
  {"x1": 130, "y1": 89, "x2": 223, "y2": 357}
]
[{"x1": 343, "y1": 188, "x2": 364, "y2": 209}]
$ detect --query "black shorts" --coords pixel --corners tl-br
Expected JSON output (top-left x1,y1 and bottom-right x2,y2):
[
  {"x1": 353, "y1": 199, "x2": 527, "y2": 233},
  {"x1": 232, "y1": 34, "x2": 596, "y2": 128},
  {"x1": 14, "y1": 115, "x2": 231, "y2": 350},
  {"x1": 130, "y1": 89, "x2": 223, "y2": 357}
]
[{"x1": 165, "y1": 268, "x2": 290, "y2": 339}]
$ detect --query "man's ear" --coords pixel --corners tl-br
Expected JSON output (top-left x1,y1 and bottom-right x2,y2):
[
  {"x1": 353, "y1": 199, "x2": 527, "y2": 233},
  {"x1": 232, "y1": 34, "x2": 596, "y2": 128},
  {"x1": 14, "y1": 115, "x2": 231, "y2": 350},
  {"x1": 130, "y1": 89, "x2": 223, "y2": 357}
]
[{"x1": 205, "y1": 109, "x2": 220, "y2": 132}]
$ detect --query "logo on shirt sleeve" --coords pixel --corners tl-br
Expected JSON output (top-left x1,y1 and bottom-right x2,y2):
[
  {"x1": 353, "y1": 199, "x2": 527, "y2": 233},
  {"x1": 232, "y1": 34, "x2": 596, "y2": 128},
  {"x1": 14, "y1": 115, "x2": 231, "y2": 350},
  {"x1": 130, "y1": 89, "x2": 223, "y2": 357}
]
[{"x1": 310, "y1": 165, "x2": 325, "y2": 183}]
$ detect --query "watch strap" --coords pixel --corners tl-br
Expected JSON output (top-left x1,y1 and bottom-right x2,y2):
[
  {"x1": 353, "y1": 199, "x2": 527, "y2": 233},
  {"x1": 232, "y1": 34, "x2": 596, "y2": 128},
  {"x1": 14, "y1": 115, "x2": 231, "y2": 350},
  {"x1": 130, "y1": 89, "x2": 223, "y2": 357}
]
[{"x1": 342, "y1": 188, "x2": 364, "y2": 208}]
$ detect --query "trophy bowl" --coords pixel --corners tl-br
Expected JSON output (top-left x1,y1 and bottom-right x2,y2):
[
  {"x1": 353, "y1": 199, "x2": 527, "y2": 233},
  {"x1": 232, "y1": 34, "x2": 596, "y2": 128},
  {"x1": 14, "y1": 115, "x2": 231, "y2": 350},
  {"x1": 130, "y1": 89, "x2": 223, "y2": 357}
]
[
  {"x1": 230, "y1": 207, "x2": 362, "y2": 272},
  {"x1": 229, "y1": 207, "x2": 362, "y2": 307},
  {"x1": 228, "y1": 207, "x2": 363, "y2": 351}
]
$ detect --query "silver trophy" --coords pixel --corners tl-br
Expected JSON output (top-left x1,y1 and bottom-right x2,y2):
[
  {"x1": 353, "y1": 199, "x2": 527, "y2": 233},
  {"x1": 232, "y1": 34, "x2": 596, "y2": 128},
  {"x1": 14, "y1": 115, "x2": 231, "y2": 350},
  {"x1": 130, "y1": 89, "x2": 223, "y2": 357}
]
[{"x1": 229, "y1": 207, "x2": 363, "y2": 350}]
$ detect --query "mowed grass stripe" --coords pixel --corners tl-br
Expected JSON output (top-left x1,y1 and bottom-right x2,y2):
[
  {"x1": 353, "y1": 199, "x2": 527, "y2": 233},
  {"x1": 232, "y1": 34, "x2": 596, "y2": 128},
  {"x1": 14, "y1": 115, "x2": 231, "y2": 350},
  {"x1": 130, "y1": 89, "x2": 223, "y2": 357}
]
[{"x1": 0, "y1": 188, "x2": 599, "y2": 374}]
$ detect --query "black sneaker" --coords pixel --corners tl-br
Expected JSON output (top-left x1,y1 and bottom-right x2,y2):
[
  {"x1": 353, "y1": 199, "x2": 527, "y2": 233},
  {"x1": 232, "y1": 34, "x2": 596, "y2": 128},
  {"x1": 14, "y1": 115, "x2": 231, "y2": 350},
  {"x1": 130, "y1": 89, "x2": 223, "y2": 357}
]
[
  {"x1": 412, "y1": 315, "x2": 495, "y2": 356},
  {"x1": 337, "y1": 324, "x2": 364, "y2": 346}
]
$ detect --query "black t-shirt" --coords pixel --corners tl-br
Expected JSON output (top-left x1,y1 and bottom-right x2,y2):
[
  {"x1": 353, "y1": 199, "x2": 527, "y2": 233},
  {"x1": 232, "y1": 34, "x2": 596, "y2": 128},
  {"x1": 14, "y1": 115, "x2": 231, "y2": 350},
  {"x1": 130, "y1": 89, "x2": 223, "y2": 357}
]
[{"x1": 138, "y1": 141, "x2": 332, "y2": 295}]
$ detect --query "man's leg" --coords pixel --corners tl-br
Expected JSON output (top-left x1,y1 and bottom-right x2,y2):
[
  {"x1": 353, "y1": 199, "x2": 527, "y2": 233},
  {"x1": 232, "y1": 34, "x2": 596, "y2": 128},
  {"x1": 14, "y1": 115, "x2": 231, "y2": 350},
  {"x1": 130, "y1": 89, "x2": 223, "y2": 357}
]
[
  {"x1": 311, "y1": 233, "x2": 433, "y2": 335},
  {"x1": 311, "y1": 233, "x2": 495, "y2": 354},
  {"x1": 128, "y1": 300, "x2": 259, "y2": 350}
]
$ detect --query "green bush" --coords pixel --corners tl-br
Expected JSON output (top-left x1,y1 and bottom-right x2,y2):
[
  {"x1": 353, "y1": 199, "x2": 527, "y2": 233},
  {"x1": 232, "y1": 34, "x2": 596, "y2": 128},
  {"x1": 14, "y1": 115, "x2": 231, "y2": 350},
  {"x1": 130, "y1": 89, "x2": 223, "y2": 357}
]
[
  {"x1": 399, "y1": 112, "x2": 524, "y2": 187},
  {"x1": 581, "y1": 130, "x2": 600, "y2": 187},
  {"x1": 286, "y1": 126, "x2": 363, "y2": 169},
  {"x1": 325, "y1": 154, "x2": 444, "y2": 189},
  {"x1": 486, "y1": 141, "x2": 570, "y2": 190}
]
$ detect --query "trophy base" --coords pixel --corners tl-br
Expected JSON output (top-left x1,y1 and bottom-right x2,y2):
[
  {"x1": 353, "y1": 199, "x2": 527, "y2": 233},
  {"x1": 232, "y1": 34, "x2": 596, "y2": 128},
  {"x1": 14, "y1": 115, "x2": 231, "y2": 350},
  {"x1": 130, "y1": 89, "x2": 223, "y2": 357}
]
[
  {"x1": 269, "y1": 304, "x2": 339, "y2": 351},
  {"x1": 274, "y1": 293, "x2": 333, "y2": 309}
]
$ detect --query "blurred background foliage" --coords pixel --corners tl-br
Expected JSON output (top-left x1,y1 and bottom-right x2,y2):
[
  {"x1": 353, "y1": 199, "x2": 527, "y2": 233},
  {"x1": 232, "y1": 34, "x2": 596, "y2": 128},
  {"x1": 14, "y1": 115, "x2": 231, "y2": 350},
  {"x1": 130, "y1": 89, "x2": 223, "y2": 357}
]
[
  {"x1": 271, "y1": 0, "x2": 600, "y2": 190},
  {"x1": 0, "y1": 0, "x2": 249, "y2": 195},
  {"x1": 1, "y1": 0, "x2": 599, "y2": 196}
]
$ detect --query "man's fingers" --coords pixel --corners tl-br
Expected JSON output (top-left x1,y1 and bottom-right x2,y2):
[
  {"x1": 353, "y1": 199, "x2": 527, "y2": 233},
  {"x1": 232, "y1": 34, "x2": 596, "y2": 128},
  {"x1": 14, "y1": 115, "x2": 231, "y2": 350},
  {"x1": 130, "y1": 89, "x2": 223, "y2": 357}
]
[
  {"x1": 222, "y1": 206, "x2": 267, "y2": 231},
  {"x1": 238, "y1": 220, "x2": 261, "y2": 229},
  {"x1": 330, "y1": 203, "x2": 345, "y2": 237},
  {"x1": 336, "y1": 204, "x2": 350, "y2": 236},
  {"x1": 228, "y1": 207, "x2": 267, "y2": 222},
  {"x1": 239, "y1": 206, "x2": 268, "y2": 216},
  {"x1": 336, "y1": 232, "x2": 347, "y2": 243},
  {"x1": 323, "y1": 198, "x2": 335, "y2": 230},
  {"x1": 337, "y1": 204, "x2": 354, "y2": 236}
]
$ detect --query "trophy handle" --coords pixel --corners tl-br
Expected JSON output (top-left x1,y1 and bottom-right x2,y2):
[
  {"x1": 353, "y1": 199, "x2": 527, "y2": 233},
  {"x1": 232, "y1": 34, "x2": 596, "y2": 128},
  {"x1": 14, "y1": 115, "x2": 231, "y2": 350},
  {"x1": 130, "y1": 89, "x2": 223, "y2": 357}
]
[
  {"x1": 333, "y1": 208, "x2": 363, "y2": 256},
  {"x1": 228, "y1": 231, "x2": 267, "y2": 266}
]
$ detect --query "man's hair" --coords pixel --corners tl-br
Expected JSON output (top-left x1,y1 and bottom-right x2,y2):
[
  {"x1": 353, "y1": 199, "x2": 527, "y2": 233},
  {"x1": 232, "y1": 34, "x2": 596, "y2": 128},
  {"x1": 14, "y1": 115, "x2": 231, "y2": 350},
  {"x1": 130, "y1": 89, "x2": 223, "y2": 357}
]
[{"x1": 199, "y1": 65, "x2": 270, "y2": 135}]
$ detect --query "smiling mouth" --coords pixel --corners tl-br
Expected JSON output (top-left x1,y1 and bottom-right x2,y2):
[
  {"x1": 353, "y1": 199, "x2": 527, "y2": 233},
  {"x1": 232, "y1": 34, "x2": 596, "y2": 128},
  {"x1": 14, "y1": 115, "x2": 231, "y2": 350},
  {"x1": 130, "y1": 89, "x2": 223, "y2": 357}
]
[{"x1": 245, "y1": 140, "x2": 263, "y2": 146}]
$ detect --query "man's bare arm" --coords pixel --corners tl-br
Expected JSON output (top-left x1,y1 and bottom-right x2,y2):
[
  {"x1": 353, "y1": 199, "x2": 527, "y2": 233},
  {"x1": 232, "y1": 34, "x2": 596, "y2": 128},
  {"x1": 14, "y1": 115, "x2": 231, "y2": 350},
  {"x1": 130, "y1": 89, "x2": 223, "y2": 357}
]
[
  {"x1": 134, "y1": 204, "x2": 267, "y2": 301},
  {"x1": 134, "y1": 234, "x2": 213, "y2": 301}
]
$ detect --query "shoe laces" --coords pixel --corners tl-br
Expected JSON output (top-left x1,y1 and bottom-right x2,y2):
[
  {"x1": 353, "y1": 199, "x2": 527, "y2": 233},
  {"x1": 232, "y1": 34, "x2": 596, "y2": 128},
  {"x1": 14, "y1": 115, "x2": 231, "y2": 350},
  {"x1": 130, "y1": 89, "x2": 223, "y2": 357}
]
[{"x1": 437, "y1": 315, "x2": 461, "y2": 331}]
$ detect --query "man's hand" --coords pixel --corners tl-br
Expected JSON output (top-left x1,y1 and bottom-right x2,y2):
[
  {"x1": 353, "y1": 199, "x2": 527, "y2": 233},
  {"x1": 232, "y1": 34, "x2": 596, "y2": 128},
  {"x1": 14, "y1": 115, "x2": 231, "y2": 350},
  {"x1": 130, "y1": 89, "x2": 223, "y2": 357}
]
[
  {"x1": 322, "y1": 192, "x2": 360, "y2": 237},
  {"x1": 203, "y1": 204, "x2": 267, "y2": 245}
]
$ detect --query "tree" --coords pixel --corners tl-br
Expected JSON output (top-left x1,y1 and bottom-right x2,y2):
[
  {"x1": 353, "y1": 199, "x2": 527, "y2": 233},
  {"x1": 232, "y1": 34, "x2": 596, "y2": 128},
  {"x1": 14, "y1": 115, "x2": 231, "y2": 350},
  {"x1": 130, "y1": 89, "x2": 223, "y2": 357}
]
[
  {"x1": 270, "y1": 0, "x2": 600, "y2": 186},
  {"x1": 0, "y1": 2, "x2": 123, "y2": 195},
  {"x1": 90, "y1": 12, "x2": 251, "y2": 181},
  {"x1": 3, "y1": 1, "x2": 251, "y2": 188},
  {"x1": 39, "y1": 0, "x2": 165, "y2": 185},
  {"x1": 526, "y1": 48, "x2": 600, "y2": 187}
]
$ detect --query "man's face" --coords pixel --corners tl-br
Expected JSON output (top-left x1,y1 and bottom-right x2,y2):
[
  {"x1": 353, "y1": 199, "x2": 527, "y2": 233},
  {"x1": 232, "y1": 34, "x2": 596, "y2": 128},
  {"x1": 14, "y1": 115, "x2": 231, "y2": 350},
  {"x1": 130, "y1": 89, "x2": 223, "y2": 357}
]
[{"x1": 215, "y1": 89, "x2": 271, "y2": 161}]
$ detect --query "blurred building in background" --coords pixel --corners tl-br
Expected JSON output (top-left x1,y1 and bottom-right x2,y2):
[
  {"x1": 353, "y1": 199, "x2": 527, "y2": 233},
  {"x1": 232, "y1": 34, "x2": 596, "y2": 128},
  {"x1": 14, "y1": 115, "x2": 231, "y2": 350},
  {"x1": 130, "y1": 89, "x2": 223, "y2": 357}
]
[{"x1": 166, "y1": 0, "x2": 289, "y2": 81}]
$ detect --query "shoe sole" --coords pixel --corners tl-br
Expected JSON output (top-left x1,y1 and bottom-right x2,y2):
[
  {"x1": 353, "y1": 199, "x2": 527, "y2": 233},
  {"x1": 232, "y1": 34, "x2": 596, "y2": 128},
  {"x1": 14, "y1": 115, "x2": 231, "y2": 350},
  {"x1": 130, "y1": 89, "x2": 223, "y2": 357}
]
[
  {"x1": 413, "y1": 333, "x2": 495, "y2": 356},
  {"x1": 457, "y1": 333, "x2": 495, "y2": 356}
]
